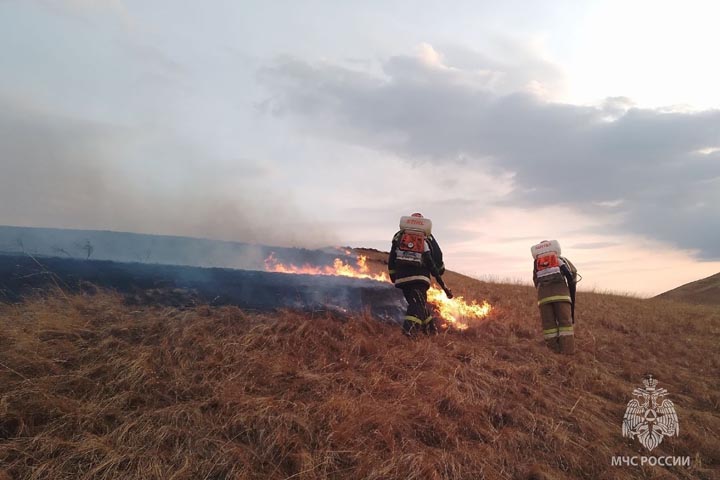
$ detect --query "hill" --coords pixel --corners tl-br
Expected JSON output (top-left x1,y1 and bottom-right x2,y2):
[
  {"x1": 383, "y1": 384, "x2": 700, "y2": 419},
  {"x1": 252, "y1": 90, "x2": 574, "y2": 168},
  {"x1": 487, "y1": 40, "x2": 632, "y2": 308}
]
[
  {"x1": 1, "y1": 260, "x2": 719, "y2": 479},
  {"x1": 655, "y1": 272, "x2": 720, "y2": 306}
]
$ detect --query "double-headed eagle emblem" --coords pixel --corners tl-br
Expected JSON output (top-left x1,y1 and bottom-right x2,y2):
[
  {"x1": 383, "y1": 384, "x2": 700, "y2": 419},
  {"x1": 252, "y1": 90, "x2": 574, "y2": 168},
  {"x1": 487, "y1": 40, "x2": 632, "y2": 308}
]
[{"x1": 622, "y1": 376, "x2": 679, "y2": 451}]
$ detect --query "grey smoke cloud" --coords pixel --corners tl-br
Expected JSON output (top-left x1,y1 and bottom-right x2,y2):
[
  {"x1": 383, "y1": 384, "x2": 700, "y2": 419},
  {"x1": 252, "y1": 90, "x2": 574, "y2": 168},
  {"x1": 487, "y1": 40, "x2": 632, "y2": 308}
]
[
  {"x1": 260, "y1": 50, "x2": 720, "y2": 259},
  {"x1": 0, "y1": 97, "x2": 336, "y2": 248}
]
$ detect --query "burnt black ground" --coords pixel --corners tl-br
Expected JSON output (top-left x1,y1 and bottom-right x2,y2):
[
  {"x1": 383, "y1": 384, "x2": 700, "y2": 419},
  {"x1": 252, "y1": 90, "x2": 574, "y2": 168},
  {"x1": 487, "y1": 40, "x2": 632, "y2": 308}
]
[{"x1": 0, "y1": 254, "x2": 404, "y2": 321}]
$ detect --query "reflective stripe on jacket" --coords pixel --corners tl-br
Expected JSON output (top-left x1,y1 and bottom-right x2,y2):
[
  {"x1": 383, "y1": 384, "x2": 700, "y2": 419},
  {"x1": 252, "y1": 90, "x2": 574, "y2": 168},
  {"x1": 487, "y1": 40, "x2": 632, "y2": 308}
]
[
  {"x1": 533, "y1": 256, "x2": 576, "y2": 305},
  {"x1": 537, "y1": 279, "x2": 572, "y2": 305},
  {"x1": 388, "y1": 232, "x2": 444, "y2": 288}
]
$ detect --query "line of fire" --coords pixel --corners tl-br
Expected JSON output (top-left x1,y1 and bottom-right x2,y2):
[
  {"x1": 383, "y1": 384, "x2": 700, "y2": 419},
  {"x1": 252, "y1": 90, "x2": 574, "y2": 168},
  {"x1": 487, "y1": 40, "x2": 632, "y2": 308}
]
[{"x1": 264, "y1": 250, "x2": 492, "y2": 330}]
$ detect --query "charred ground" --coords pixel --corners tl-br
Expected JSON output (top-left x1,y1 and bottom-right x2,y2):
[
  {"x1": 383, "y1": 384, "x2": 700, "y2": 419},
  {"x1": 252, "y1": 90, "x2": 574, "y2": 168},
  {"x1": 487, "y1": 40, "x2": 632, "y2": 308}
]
[
  {"x1": 0, "y1": 254, "x2": 719, "y2": 479},
  {"x1": 0, "y1": 253, "x2": 403, "y2": 319}
]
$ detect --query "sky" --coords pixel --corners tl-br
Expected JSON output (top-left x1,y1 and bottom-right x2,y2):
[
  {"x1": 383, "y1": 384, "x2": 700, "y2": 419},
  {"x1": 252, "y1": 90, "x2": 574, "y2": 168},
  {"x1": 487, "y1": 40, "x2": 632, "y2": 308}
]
[{"x1": 1, "y1": 0, "x2": 719, "y2": 296}]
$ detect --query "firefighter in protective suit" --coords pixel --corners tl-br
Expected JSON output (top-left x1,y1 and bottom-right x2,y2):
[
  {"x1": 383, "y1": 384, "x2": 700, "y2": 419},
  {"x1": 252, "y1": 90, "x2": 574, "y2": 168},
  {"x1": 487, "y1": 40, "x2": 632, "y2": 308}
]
[
  {"x1": 388, "y1": 213, "x2": 446, "y2": 336},
  {"x1": 531, "y1": 240, "x2": 578, "y2": 355}
]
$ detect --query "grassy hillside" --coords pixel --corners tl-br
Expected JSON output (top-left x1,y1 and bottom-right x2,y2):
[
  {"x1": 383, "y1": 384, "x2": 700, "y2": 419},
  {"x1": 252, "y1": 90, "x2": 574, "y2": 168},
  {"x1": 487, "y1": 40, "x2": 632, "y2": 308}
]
[
  {"x1": 656, "y1": 272, "x2": 720, "y2": 306},
  {"x1": 1, "y1": 268, "x2": 719, "y2": 479}
]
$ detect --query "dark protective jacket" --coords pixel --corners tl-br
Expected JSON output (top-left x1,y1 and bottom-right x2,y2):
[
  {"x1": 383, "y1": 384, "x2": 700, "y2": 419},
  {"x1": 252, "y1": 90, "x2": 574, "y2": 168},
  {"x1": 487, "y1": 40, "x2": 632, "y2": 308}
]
[
  {"x1": 388, "y1": 231, "x2": 445, "y2": 288},
  {"x1": 533, "y1": 256, "x2": 577, "y2": 306}
]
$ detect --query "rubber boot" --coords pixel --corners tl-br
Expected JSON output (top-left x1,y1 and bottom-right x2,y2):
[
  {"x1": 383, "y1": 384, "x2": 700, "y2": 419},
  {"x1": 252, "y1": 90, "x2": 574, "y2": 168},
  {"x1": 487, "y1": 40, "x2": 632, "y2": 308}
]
[
  {"x1": 544, "y1": 337, "x2": 560, "y2": 353},
  {"x1": 559, "y1": 335, "x2": 575, "y2": 355},
  {"x1": 424, "y1": 318, "x2": 439, "y2": 335},
  {"x1": 402, "y1": 319, "x2": 419, "y2": 338}
]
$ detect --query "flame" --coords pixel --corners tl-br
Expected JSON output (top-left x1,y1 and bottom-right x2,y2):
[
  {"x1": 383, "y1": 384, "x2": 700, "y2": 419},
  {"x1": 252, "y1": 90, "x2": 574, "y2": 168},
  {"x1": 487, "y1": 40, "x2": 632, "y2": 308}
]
[
  {"x1": 427, "y1": 287, "x2": 492, "y2": 330},
  {"x1": 264, "y1": 252, "x2": 492, "y2": 329},
  {"x1": 264, "y1": 253, "x2": 390, "y2": 282}
]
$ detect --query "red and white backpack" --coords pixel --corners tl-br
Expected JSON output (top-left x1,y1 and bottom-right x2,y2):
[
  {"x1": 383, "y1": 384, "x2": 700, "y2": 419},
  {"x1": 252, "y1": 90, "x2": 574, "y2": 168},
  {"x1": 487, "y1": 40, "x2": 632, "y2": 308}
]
[
  {"x1": 531, "y1": 240, "x2": 564, "y2": 282},
  {"x1": 395, "y1": 216, "x2": 432, "y2": 266}
]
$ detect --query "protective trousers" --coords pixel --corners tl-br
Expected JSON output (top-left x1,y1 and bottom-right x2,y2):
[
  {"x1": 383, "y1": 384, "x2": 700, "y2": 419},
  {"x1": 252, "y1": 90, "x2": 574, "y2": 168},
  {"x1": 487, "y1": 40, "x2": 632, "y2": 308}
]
[
  {"x1": 401, "y1": 284, "x2": 437, "y2": 336},
  {"x1": 539, "y1": 301, "x2": 575, "y2": 354}
]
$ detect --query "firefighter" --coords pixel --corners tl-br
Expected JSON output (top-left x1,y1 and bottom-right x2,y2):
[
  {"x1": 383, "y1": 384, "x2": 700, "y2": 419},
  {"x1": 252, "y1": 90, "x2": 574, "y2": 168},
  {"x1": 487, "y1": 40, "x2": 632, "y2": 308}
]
[
  {"x1": 388, "y1": 213, "x2": 447, "y2": 336},
  {"x1": 531, "y1": 240, "x2": 578, "y2": 354}
]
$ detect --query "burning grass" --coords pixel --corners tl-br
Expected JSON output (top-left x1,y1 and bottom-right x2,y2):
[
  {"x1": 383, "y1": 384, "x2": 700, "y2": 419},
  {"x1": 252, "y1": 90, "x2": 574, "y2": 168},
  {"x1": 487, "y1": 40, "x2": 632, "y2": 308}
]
[
  {"x1": 264, "y1": 252, "x2": 390, "y2": 283},
  {"x1": 264, "y1": 251, "x2": 492, "y2": 330},
  {"x1": 1, "y1": 276, "x2": 719, "y2": 479}
]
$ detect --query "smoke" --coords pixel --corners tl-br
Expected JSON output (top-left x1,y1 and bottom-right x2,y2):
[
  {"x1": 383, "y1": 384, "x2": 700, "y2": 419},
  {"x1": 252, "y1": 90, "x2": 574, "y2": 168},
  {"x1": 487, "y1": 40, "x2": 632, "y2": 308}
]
[{"x1": 0, "y1": 97, "x2": 336, "y2": 249}]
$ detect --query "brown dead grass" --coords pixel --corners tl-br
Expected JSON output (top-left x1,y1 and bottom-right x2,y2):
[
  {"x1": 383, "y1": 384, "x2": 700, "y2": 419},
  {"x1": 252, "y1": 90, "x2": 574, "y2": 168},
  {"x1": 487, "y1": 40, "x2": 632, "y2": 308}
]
[
  {"x1": 655, "y1": 271, "x2": 720, "y2": 306},
  {"x1": 1, "y1": 268, "x2": 719, "y2": 479}
]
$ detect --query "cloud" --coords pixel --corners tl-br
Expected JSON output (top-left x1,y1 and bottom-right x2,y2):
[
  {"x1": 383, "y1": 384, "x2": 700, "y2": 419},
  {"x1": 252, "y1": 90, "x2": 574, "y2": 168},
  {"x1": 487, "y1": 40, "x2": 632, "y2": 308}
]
[
  {"x1": 32, "y1": 0, "x2": 131, "y2": 20},
  {"x1": 259, "y1": 45, "x2": 720, "y2": 259},
  {"x1": 569, "y1": 242, "x2": 621, "y2": 250}
]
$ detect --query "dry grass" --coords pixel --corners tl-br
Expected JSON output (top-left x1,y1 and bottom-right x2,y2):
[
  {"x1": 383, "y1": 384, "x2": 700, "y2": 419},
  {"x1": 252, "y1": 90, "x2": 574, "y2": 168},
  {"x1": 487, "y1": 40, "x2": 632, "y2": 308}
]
[
  {"x1": 1, "y1": 270, "x2": 719, "y2": 479},
  {"x1": 656, "y1": 272, "x2": 720, "y2": 306}
]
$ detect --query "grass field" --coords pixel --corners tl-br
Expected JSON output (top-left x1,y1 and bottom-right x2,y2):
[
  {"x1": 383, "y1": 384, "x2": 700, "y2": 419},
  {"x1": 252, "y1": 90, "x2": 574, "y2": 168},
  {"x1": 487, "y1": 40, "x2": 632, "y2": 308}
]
[
  {"x1": 1, "y1": 256, "x2": 719, "y2": 479},
  {"x1": 656, "y1": 271, "x2": 720, "y2": 306}
]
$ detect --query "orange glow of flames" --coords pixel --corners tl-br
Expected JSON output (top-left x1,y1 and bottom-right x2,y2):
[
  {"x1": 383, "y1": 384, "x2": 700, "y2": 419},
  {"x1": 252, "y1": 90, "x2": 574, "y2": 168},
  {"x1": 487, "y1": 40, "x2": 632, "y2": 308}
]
[
  {"x1": 264, "y1": 253, "x2": 390, "y2": 283},
  {"x1": 427, "y1": 287, "x2": 492, "y2": 330},
  {"x1": 264, "y1": 253, "x2": 492, "y2": 330}
]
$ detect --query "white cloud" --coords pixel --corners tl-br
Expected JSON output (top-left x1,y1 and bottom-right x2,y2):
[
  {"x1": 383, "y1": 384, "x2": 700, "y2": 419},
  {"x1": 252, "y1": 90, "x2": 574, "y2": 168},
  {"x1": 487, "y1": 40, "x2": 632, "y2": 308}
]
[
  {"x1": 418, "y1": 43, "x2": 443, "y2": 68},
  {"x1": 260, "y1": 47, "x2": 720, "y2": 260},
  {"x1": 594, "y1": 199, "x2": 624, "y2": 208}
]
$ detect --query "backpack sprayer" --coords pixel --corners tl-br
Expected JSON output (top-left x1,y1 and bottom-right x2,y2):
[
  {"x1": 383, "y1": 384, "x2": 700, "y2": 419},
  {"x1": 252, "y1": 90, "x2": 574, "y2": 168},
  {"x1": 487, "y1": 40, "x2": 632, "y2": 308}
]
[
  {"x1": 398, "y1": 215, "x2": 453, "y2": 299},
  {"x1": 532, "y1": 240, "x2": 579, "y2": 323}
]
